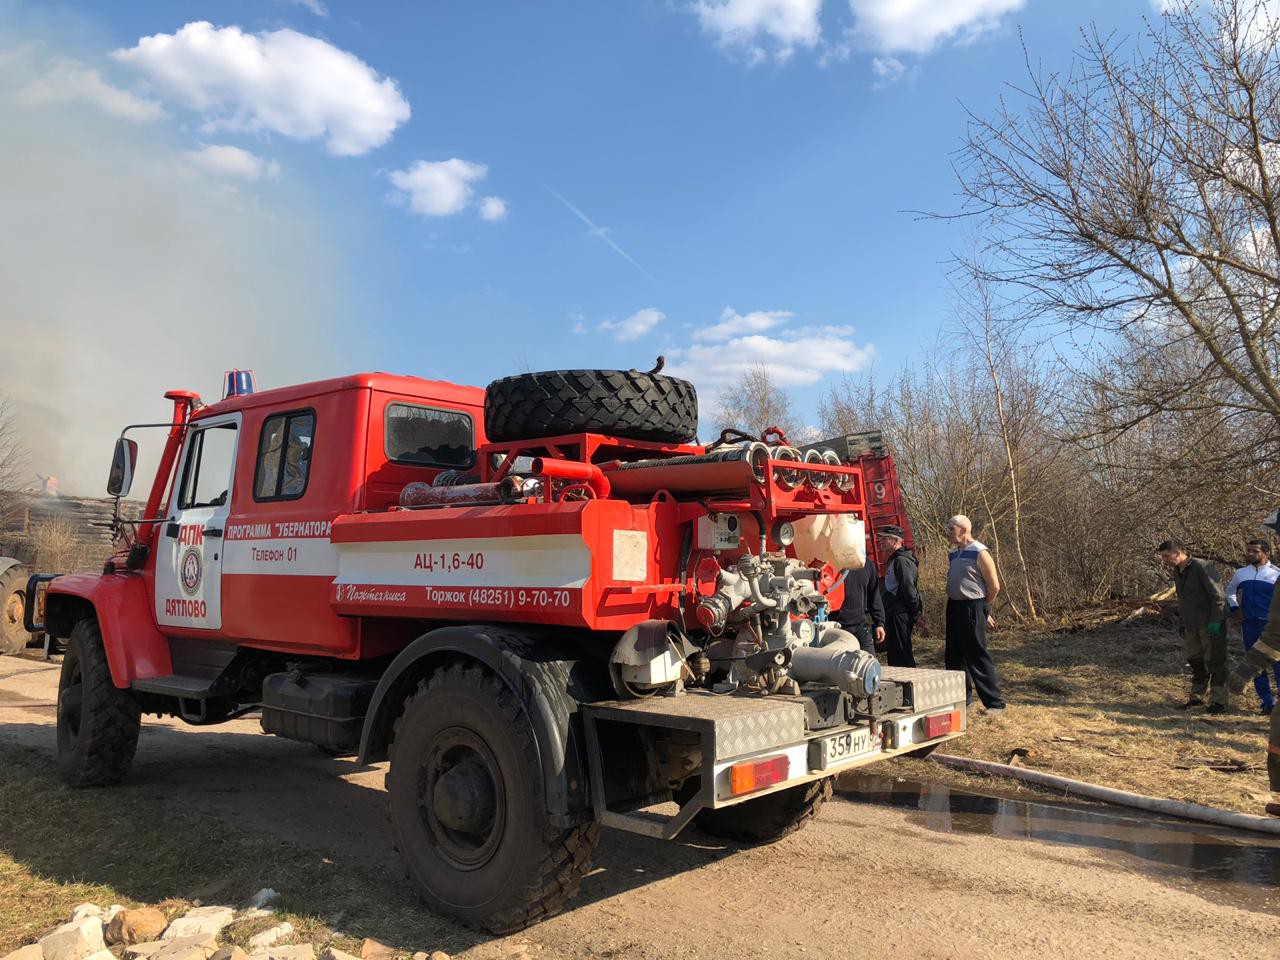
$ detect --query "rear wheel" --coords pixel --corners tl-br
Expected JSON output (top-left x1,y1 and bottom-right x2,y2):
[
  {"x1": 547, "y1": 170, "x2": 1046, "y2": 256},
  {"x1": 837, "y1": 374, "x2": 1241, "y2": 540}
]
[
  {"x1": 386, "y1": 662, "x2": 598, "y2": 933},
  {"x1": 56, "y1": 618, "x2": 141, "y2": 787},
  {"x1": 0, "y1": 562, "x2": 31, "y2": 655},
  {"x1": 690, "y1": 777, "x2": 833, "y2": 844}
]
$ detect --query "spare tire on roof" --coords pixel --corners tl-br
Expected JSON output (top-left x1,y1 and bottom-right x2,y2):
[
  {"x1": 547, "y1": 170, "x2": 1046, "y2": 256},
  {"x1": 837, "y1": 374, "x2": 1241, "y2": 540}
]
[{"x1": 485, "y1": 369, "x2": 698, "y2": 443}]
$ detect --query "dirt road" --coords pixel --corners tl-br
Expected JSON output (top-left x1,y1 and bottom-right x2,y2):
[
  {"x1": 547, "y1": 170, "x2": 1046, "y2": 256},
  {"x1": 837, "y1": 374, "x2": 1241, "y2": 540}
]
[{"x1": 2, "y1": 658, "x2": 1276, "y2": 960}]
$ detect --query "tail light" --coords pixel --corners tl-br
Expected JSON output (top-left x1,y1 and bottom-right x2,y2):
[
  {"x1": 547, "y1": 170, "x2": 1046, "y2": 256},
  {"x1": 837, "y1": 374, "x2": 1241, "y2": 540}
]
[
  {"x1": 729, "y1": 755, "x2": 789, "y2": 796},
  {"x1": 924, "y1": 710, "x2": 963, "y2": 739}
]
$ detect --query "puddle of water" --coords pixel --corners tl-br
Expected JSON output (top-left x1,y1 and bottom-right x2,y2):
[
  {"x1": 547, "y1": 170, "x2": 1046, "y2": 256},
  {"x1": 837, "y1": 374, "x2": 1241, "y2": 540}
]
[{"x1": 837, "y1": 772, "x2": 1280, "y2": 908}]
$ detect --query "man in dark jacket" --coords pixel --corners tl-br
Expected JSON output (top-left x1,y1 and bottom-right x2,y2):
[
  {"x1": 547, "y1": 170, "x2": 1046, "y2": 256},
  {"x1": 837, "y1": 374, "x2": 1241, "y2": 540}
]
[
  {"x1": 1159, "y1": 539, "x2": 1228, "y2": 713},
  {"x1": 835, "y1": 560, "x2": 885, "y2": 650},
  {"x1": 877, "y1": 525, "x2": 923, "y2": 667}
]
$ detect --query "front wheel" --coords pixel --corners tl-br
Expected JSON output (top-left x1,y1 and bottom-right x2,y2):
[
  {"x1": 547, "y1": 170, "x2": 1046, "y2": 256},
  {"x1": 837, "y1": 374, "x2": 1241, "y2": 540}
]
[
  {"x1": 56, "y1": 618, "x2": 141, "y2": 787},
  {"x1": 386, "y1": 663, "x2": 598, "y2": 933},
  {"x1": 690, "y1": 777, "x2": 833, "y2": 844}
]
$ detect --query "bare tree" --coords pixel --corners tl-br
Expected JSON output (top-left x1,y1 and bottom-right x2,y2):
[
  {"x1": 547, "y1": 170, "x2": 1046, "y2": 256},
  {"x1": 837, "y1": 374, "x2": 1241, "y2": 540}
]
[
  {"x1": 0, "y1": 394, "x2": 28, "y2": 498},
  {"x1": 954, "y1": 0, "x2": 1280, "y2": 460},
  {"x1": 715, "y1": 364, "x2": 797, "y2": 440},
  {"x1": 957, "y1": 270, "x2": 1042, "y2": 619}
]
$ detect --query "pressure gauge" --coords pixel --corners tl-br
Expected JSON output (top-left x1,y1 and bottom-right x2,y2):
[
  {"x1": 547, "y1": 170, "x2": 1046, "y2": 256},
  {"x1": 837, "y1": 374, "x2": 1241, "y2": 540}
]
[
  {"x1": 794, "y1": 618, "x2": 816, "y2": 645},
  {"x1": 772, "y1": 519, "x2": 796, "y2": 547}
]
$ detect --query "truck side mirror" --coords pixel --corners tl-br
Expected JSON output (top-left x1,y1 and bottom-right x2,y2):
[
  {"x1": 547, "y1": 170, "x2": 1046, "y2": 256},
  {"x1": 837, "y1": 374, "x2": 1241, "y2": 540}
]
[{"x1": 108, "y1": 438, "x2": 138, "y2": 497}]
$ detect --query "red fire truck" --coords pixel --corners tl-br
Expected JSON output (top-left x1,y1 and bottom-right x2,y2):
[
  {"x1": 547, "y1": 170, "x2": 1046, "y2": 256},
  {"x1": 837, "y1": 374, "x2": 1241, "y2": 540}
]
[{"x1": 27, "y1": 368, "x2": 964, "y2": 932}]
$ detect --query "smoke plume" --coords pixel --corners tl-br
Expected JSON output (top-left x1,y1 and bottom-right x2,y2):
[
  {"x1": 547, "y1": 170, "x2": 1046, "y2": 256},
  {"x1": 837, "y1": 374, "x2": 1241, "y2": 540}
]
[{"x1": 0, "y1": 37, "x2": 350, "y2": 496}]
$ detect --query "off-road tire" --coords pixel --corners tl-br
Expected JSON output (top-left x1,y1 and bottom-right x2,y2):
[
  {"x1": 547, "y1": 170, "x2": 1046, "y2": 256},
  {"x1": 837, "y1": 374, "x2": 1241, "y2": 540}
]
[
  {"x1": 485, "y1": 369, "x2": 698, "y2": 443},
  {"x1": 56, "y1": 618, "x2": 141, "y2": 787},
  {"x1": 386, "y1": 662, "x2": 598, "y2": 933},
  {"x1": 0, "y1": 562, "x2": 31, "y2": 655},
  {"x1": 692, "y1": 777, "x2": 833, "y2": 844}
]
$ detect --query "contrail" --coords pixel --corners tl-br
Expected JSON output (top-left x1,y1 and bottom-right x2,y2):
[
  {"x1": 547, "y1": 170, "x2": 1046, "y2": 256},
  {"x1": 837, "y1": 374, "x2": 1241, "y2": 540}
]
[{"x1": 545, "y1": 186, "x2": 656, "y2": 281}]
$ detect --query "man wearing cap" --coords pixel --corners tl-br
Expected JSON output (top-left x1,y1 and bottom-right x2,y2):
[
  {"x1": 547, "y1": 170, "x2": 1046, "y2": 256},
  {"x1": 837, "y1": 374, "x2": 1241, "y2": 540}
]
[{"x1": 877, "y1": 525, "x2": 923, "y2": 668}]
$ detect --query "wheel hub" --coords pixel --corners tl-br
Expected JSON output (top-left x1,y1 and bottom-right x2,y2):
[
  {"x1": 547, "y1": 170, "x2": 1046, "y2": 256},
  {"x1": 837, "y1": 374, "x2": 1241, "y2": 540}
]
[
  {"x1": 433, "y1": 757, "x2": 498, "y2": 833},
  {"x1": 419, "y1": 728, "x2": 506, "y2": 870},
  {"x1": 3, "y1": 591, "x2": 23, "y2": 629}
]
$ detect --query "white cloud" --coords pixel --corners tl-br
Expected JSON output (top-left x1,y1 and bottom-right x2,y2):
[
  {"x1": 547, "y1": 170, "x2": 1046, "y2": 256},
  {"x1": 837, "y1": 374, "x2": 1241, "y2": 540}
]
[
  {"x1": 601, "y1": 307, "x2": 665, "y2": 342},
  {"x1": 185, "y1": 144, "x2": 280, "y2": 180},
  {"x1": 17, "y1": 57, "x2": 164, "y2": 122},
  {"x1": 694, "y1": 0, "x2": 823, "y2": 62},
  {"x1": 388, "y1": 159, "x2": 490, "y2": 217},
  {"x1": 694, "y1": 306, "x2": 794, "y2": 341},
  {"x1": 113, "y1": 21, "x2": 410, "y2": 156},
  {"x1": 848, "y1": 0, "x2": 1025, "y2": 54},
  {"x1": 870, "y1": 55, "x2": 916, "y2": 88},
  {"x1": 667, "y1": 307, "x2": 876, "y2": 389},
  {"x1": 479, "y1": 196, "x2": 508, "y2": 221}
]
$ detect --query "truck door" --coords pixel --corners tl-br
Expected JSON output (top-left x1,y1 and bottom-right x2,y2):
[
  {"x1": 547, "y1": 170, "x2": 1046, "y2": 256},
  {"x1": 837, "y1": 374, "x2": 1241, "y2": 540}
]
[{"x1": 155, "y1": 413, "x2": 241, "y2": 631}]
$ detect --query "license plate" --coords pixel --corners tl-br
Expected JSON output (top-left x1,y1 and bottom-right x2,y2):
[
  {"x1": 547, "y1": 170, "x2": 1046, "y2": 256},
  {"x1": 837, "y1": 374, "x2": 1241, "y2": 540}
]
[{"x1": 809, "y1": 728, "x2": 875, "y2": 771}]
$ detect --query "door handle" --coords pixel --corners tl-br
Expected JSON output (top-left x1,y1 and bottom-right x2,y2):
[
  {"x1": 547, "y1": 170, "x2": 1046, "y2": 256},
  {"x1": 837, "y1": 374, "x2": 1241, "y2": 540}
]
[
  {"x1": 204, "y1": 527, "x2": 224, "y2": 538},
  {"x1": 165, "y1": 522, "x2": 179, "y2": 538}
]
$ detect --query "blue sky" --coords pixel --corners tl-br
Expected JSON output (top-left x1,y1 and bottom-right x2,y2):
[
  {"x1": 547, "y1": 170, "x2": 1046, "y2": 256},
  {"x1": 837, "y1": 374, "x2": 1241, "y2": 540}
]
[{"x1": 1, "y1": 0, "x2": 1166, "y2": 486}]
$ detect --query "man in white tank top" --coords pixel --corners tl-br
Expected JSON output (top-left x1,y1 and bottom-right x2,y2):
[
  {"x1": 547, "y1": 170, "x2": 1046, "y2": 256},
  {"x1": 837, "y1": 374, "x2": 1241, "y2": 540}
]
[{"x1": 944, "y1": 515, "x2": 1006, "y2": 712}]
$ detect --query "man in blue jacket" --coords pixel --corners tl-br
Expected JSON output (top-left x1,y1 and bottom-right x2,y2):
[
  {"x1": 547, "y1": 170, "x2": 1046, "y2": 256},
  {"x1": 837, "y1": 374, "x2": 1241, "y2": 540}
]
[{"x1": 1225, "y1": 539, "x2": 1280, "y2": 714}]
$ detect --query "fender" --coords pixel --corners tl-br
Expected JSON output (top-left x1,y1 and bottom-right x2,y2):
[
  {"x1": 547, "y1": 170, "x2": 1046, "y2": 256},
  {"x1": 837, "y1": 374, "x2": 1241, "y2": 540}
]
[
  {"x1": 45, "y1": 574, "x2": 171, "y2": 688},
  {"x1": 0, "y1": 556, "x2": 24, "y2": 579},
  {"x1": 359, "y1": 624, "x2": 607, "y2": 826}
]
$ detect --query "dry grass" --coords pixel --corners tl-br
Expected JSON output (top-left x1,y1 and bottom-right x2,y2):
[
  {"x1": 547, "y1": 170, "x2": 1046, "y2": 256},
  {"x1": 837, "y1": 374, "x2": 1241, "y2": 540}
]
[
  {"x1": 0, "y1": 748, "x2": 475, "y2": 958},
  {"x1": 891, "y1": 603, "x2": 1277, "y2": 815},
  {"x1": 30, "y1": 516, "x2": 102, "y2": 574}
]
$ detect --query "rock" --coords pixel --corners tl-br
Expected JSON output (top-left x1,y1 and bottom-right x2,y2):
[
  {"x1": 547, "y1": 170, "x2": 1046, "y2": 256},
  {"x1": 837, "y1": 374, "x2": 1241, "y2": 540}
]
[
  {"x1": 412, "y1": 954, "x2": 427, "y2": 960},
  {"x1": 162, "y1": 907, "x2": 235, "y2": 942},
  {"x1": 209, "y1": 948, "x2": 251, "y2": 960},
  {"x1": 151, "y1": 936, "x2": 219, "y2": 960},
  {"x1": 319, "y1": 948, "x2": 358, "y2": 960},
  {"x1": 359, "y1": 942, "x2": 392, "y2": 960},
  {"x1": 429, "y1": 954, "x2": 450, "y2": 960},
  {"x1": 70, "y1": 906, "x2": 103, "y2": 923},
  {"x1": 121, "y1": 944, "x2": 167, "y2": 960},
  {"x1": 108, "y1": 908, "x2": 170, "y2": 946},
  {"x1": 40, "y1": 917, "x2": 108, "y2": 960},
  {"x1": 103, "y1": 908, "x2": 124, "y2": 926},
  {"x1": 83, "y1": 952, "x2": 114, "y2": 960},
  {"x1": 246, "y1": 925, "x2": 294, "y2": 953},
  {"x1": 2, "y1": 944, "x2": 44, "y2": 960},
  {"x1": 251, "y1": 946, "x2": 312, "y2": 960},
  {"x1": 241, "y1": 890, "x2": 280, "y2": 912}
]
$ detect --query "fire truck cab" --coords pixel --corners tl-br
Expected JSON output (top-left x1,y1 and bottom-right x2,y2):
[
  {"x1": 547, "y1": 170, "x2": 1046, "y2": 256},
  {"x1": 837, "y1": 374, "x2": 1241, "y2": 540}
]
[{"x1": 29, "y1": 368, "x2": 965, "y2": 934}]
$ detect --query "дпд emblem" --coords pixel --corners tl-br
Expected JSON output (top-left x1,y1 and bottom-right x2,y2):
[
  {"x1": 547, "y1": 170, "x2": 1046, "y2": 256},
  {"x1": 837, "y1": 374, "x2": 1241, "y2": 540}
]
[{"x1": 180, "y1": 547, "x2": 203, "y2": 596}]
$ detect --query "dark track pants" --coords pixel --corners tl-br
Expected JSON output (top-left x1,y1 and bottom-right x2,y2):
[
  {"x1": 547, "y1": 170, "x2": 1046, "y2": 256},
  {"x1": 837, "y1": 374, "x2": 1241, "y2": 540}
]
[
  {"x1": 945, "y1": 597, "x2": 1005, "y2": 709},
  {"x1": 883, "y1": 597, "x2": 917, "y2": 668}
]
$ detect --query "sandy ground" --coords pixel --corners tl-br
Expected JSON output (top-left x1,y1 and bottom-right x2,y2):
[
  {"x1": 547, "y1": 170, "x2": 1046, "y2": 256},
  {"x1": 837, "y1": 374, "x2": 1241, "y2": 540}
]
[{"x1": 1, "y1": 657, "x2": 1276, "y2": 960}]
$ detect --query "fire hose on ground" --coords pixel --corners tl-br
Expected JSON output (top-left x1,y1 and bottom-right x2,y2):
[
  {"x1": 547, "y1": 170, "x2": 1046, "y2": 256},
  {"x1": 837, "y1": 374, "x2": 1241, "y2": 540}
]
[{"x1": 928, "y1": 752, "x2": 1280, "y2": 837}]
